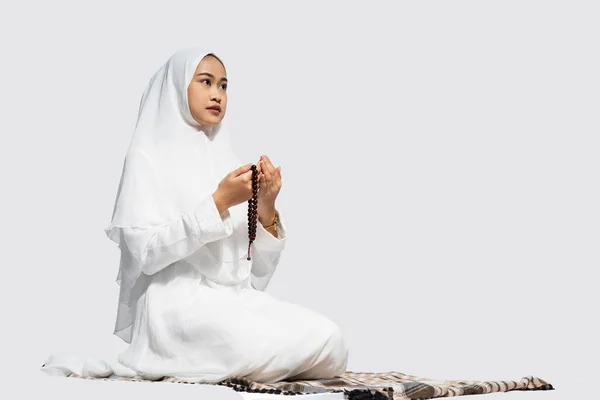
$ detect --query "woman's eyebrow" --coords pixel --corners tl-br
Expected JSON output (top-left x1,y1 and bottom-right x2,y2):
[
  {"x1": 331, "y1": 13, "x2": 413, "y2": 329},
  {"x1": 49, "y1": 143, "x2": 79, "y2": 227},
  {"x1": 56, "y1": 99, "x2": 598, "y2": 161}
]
[{"x1": 196, "y1": 72, "x2": 228, "y2": 82}]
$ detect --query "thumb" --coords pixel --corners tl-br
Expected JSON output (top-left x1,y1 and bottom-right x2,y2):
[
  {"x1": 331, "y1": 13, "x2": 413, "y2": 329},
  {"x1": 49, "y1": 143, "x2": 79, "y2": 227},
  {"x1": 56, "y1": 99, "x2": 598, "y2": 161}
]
[{"x1": 232, "y1": 163, "x2": 252, "y2": 177}]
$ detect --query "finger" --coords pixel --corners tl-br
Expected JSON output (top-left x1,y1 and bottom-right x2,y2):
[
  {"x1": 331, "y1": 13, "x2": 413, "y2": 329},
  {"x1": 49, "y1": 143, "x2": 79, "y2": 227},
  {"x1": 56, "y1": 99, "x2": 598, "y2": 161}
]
[
  {"x1": 262, "y1": 159, "x2": 273, "y2": 183},
  {"x1": 262, "y1": 155, "x2": 274, "y2": 170},
  {"x1": 242, "y1": 169, "x2": 254, "y2": 182},
  {"x1": 271, "y1": 164, "x2": 281, "y2": 183},
  {"x1": 232, "y1": 163, "x2": 252, "y2": 177},
  {"x1": 262, "y1": 155, "x2": 276, "y2": 176},
  {"x1": 258, "y1": 160, "x2": 267, "y2": 182}
]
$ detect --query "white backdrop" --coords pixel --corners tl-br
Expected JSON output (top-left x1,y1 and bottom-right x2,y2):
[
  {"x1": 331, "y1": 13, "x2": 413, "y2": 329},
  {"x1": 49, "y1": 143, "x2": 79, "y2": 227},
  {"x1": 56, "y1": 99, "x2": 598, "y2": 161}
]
[{"x1": 1, "y1": 1, "x2": 597, "y2": 399}]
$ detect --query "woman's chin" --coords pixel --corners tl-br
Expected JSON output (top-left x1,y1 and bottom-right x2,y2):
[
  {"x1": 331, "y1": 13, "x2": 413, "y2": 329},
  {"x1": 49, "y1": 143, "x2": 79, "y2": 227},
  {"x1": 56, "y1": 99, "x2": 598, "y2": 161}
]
[
  {"x1": 205, "y1": 113, "x2": 225, "y2": 125},
  {"x1": 195, "y1": 115, "x2": 224, "y2": 127}
]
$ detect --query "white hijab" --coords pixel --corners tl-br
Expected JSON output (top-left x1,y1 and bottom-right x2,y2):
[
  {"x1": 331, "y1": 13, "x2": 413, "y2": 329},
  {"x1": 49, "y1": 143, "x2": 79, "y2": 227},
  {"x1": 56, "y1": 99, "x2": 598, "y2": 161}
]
[{"x1": 104, "y1": 46, "x2": 242, "y2": 342}]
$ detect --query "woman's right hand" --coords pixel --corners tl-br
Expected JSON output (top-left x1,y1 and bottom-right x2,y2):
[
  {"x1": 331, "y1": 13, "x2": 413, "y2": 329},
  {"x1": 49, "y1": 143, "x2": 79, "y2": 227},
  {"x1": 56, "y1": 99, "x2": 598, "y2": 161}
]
[{"x1": 213, "y1": 163, "x2": 260, "y2": 211}]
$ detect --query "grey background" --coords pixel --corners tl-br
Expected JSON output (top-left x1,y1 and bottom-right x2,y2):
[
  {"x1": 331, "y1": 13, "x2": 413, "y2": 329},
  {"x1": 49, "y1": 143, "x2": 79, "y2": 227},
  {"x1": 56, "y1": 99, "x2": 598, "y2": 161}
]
[{"x1": 1, "y1": 0, "x2": 597, "y2": 399}]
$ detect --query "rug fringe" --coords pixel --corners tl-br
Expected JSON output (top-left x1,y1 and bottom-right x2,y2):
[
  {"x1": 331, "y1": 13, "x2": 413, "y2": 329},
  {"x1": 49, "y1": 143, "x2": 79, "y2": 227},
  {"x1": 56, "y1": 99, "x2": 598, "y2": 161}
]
[{"x1": 344, "y1": 388, "x2": 391, "y2": 400}]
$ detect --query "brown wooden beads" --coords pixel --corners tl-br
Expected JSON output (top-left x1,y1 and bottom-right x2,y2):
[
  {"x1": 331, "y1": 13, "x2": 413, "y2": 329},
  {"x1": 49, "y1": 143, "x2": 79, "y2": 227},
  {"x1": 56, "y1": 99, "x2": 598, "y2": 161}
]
[{"x1": 247, "y1": 164, "x2": 258, "y2": 260}]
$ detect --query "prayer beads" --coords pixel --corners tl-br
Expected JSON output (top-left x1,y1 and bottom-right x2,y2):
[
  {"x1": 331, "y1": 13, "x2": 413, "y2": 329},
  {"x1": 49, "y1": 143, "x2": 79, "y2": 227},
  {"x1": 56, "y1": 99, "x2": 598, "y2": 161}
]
[{"x1": 246, "y1": 164, "x2": 258, "y2": 260}]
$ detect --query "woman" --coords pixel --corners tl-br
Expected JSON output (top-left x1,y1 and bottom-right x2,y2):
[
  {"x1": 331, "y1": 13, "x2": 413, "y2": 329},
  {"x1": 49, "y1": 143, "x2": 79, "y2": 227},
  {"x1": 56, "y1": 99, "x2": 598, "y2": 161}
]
[{"x1": 41, "y1": 46, "x2": 349, "y2": 383}]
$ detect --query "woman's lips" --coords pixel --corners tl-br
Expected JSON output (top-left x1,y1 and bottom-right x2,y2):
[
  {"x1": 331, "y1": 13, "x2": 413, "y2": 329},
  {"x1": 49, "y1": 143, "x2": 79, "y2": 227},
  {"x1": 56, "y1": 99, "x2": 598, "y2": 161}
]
[{"x1": 207, "y1": 108, "x2": 220, "y2": 115}]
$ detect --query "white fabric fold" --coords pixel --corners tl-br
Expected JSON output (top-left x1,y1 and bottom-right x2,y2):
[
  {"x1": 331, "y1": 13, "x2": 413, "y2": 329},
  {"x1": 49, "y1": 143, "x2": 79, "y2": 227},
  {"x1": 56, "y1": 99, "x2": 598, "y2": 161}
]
[
  {"x1": 120, "y1": 194, "x2": 234, "y2": 276},
  {"x1": 250, "y1": 211, "x2": 287, "y2": 290}
]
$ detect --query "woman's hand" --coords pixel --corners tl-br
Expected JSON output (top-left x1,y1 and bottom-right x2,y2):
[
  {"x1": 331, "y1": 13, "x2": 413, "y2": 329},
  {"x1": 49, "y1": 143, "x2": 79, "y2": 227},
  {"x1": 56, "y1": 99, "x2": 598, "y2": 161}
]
[
  {"x1": 213, "y1": 163, "x2": 256, "y2": 210},
  {"x1": 256, "y1": 155, "x2": 281, "y2": 208}
]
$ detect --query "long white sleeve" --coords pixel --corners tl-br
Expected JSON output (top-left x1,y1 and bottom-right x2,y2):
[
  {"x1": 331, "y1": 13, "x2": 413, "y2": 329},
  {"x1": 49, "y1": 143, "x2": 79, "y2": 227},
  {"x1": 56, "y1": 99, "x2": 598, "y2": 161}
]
[
  {"x1": 119, "y1": 194, "x2": 234, "y2": 276},
  {"x1": 250, "y1": 210, "x2": 287, "y2": 290}
]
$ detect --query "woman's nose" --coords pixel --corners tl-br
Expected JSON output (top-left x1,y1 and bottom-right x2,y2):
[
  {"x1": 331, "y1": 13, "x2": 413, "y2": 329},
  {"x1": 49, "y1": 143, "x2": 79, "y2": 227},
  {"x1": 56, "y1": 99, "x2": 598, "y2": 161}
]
[{"x1": 210, "y1": 89, "x2": 221, "y2": 102}]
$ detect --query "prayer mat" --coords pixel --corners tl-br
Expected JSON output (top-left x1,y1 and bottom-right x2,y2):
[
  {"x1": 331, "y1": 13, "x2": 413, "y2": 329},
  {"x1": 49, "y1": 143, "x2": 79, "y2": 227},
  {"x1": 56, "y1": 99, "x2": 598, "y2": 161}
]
[{"x1": 58, "y1": 369, "x2": 554, "y2": 399}]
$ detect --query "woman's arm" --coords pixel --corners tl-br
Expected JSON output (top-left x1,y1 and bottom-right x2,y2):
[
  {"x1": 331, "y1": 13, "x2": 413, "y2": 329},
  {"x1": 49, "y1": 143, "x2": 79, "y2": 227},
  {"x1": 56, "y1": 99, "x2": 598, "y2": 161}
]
[
  {"x1": 250, "y1": 209, "x2": 287, "y2": 290},
  {"x1": 116, "y1": 193, "x2": 234, "y2": 276}
]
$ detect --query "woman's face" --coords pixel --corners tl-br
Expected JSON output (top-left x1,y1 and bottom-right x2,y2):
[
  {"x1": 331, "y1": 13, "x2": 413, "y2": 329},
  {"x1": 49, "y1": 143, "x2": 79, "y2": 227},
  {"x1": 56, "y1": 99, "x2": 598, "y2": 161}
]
[{"x1": 187, "y1": 55, "x2": 228, "y2": 126}]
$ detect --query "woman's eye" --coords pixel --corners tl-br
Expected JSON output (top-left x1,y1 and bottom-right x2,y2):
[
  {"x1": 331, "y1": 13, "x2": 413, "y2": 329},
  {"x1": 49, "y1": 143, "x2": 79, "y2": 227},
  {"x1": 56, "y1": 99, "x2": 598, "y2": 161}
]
[
  {"x1": 201, "y1": 79, "x2": 210, "y2": 85},
  {"x1": 220, "y1": 84, "x2": 227, "y2": 90}
]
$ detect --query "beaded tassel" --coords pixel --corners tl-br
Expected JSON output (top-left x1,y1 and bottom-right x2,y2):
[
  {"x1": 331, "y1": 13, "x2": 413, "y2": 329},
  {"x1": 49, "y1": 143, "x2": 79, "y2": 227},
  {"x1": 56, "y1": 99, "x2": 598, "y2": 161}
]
[{"x1": 247, "y1": 164, "x2": 258, "y2": 260}]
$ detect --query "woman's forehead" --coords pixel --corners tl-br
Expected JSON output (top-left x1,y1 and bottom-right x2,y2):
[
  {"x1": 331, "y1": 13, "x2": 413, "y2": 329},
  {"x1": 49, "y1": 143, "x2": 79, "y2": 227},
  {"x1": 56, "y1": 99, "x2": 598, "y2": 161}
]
[{"x1": 194, "y1": 55, "x2": 226, "y2": 78}]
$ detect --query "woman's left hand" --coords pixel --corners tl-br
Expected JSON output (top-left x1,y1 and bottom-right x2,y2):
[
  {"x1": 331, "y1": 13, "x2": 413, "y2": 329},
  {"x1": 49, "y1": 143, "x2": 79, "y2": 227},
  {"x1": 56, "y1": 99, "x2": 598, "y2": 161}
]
[{"x1": 256, "y1": 155, "x2": 281, "y2": 207}]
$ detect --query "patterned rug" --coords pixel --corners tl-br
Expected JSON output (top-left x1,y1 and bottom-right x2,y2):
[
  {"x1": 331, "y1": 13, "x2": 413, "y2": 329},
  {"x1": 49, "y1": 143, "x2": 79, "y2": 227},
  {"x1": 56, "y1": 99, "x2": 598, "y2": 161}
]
[{"x1": 61, "y1": 370, "x2": 554, "y2": 399}]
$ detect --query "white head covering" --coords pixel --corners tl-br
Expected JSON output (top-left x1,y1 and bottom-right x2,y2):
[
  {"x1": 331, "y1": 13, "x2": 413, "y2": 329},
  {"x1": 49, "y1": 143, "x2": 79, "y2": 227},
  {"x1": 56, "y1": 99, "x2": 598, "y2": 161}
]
[{"x1": 104, "y1": 46, "x2": 242, "y2": 342}]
